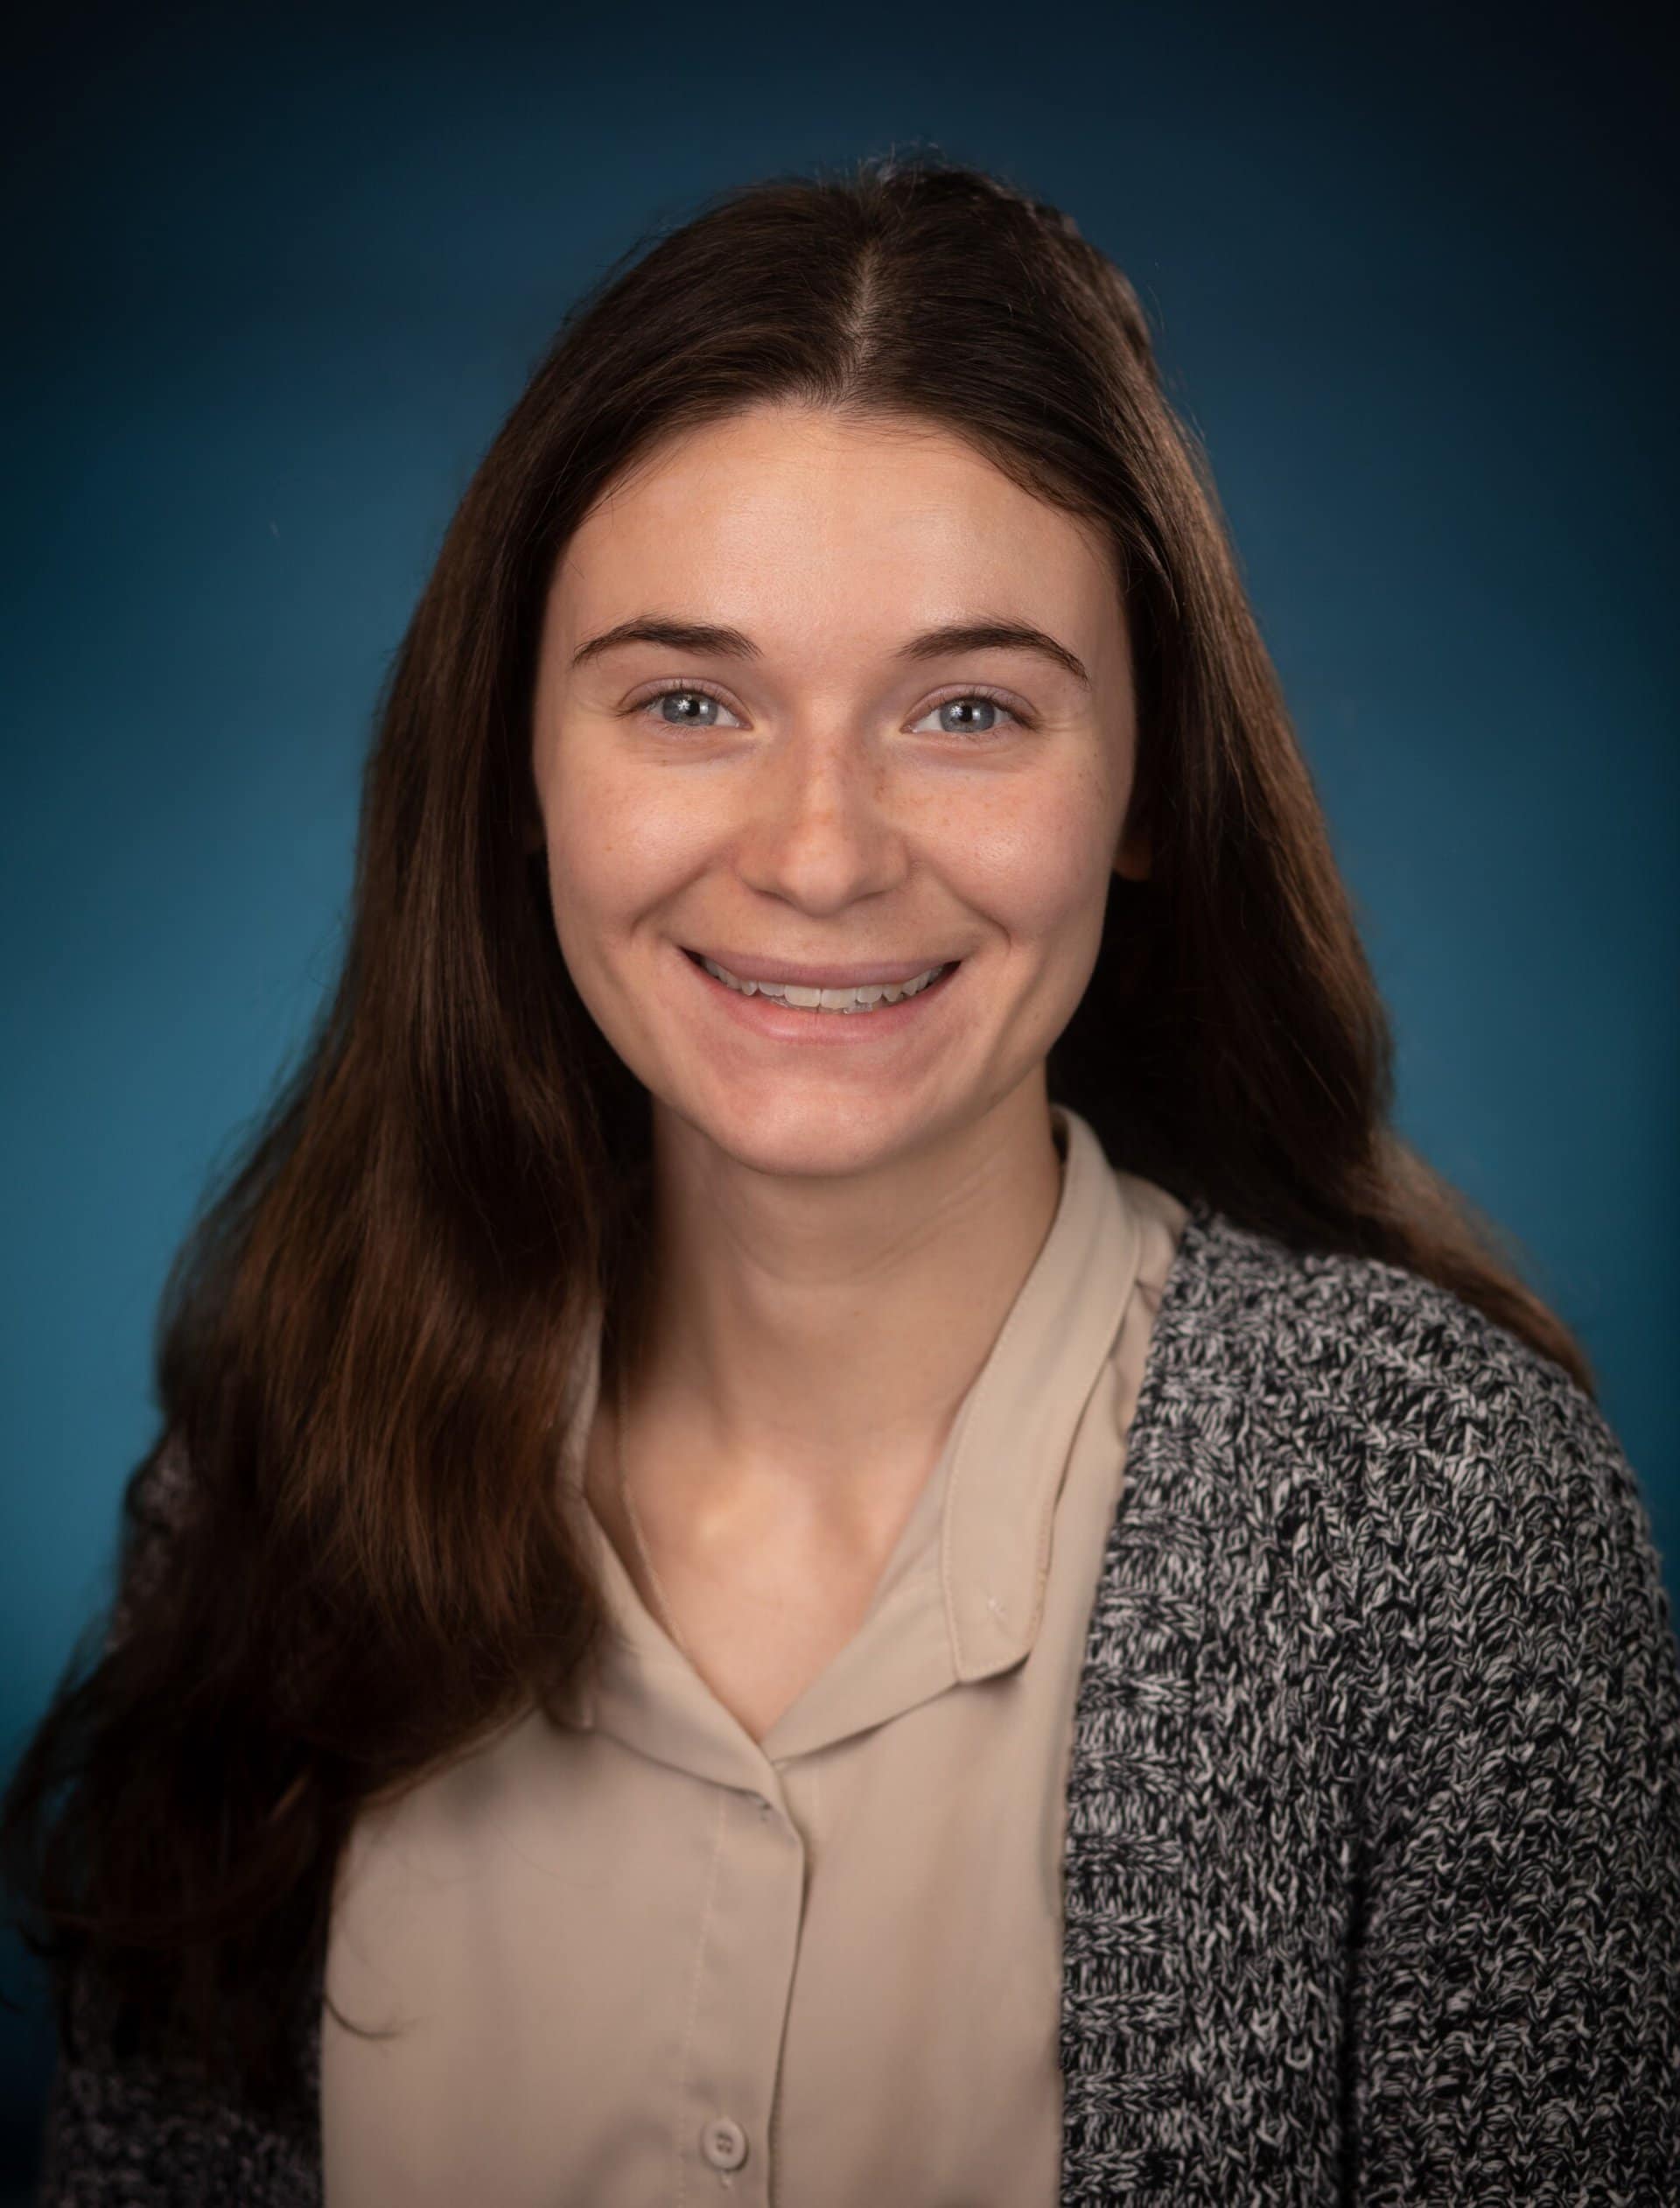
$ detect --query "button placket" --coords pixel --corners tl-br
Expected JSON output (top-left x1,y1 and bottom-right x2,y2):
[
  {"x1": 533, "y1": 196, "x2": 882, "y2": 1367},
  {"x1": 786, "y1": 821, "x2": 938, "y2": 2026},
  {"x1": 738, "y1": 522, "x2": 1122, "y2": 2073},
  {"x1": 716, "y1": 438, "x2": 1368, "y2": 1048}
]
[{"x1": 678, "y1": 1780, "x2": 798, "y2": 2196}]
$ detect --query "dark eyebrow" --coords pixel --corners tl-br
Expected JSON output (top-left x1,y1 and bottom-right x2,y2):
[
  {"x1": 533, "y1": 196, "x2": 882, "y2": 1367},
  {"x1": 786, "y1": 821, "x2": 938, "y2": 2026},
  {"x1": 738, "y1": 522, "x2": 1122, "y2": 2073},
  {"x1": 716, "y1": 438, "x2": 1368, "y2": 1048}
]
[{"x1": 569, "y1": 615, "x2": 1090, "y2": 689}]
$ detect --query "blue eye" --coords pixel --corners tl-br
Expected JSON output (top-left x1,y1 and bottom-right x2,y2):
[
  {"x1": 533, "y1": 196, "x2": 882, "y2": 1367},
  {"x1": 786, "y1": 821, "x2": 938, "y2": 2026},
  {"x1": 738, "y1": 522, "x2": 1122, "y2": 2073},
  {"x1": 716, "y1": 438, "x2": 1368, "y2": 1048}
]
[
  {"x1": 910, "y1": 693, "x2": 1024, "y2": 738},
  {"x1": 637, "y1": 683, "x2": 743, "y2": 729}
]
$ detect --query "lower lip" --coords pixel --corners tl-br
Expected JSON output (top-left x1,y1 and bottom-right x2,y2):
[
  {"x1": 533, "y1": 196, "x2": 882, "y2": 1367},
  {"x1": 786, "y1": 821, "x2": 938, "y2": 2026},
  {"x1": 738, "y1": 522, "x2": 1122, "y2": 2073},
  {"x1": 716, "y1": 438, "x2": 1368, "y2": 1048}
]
[{"x1": 680, "y1": 950, "x2": 962, "y2": 1043}]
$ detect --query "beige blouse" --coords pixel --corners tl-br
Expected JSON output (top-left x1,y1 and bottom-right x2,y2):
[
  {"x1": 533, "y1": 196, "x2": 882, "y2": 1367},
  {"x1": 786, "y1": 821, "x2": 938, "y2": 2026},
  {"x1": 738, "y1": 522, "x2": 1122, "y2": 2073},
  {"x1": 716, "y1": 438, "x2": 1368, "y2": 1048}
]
[{"x1": 321, "y1": 1105, "x2": 1188, "y2": 2206}]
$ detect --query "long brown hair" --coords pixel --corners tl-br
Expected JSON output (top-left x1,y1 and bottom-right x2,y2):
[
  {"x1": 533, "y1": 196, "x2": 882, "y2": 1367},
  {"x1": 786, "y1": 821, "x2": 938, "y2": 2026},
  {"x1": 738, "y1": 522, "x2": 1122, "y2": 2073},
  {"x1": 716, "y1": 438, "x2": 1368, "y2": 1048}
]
[{"x1": 4, "y1": 151, "x2": 1594, "y2": 2114}]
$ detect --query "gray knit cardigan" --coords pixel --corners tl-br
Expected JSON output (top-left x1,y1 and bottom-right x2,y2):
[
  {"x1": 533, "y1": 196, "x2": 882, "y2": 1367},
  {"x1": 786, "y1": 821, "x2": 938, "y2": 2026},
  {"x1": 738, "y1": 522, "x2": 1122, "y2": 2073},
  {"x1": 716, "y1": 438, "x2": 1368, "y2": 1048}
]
[{"x1": 35, "y1": 1202, "x2": 1680, "y2": 2204}]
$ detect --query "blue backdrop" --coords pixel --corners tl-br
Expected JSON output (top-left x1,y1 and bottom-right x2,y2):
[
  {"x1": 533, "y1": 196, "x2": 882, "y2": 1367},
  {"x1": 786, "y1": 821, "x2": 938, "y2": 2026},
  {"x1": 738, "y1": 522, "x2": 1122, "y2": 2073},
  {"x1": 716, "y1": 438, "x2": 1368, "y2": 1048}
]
[{"x1": 3, "y1": 0, "x2": 1673, "y2": 2187}]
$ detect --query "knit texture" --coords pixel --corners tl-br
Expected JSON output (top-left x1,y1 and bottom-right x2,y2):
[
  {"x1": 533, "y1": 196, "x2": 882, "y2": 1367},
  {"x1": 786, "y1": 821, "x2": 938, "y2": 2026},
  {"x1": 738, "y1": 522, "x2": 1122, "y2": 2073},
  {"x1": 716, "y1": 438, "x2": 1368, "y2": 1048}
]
[{"x1": 34, "y1": 1202, "x2": 1680, "y2": 2204}]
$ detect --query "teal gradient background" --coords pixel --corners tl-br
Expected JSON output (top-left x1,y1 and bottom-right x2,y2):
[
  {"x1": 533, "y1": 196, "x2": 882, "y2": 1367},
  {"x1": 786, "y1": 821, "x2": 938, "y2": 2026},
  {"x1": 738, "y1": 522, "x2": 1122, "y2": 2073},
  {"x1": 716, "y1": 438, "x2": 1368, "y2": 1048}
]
[{"x1": 3, "y1": 0, "x2": 1674, "y2": 2186}]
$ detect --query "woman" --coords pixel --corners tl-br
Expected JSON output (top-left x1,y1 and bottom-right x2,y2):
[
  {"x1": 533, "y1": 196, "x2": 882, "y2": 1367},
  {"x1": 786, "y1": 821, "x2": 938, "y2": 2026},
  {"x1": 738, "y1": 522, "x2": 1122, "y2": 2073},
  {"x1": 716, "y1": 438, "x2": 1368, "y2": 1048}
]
[{"x1": 8, "y1": 155, "x2": 1679, "y2": 2204}]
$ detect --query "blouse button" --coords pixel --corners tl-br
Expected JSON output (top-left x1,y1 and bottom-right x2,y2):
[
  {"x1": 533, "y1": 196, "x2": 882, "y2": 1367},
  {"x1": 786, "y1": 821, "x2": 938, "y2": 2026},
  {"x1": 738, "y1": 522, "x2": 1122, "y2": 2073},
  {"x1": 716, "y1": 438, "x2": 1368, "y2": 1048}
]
[{"x1": 701, "y1": 2117, "x2": 749, "y2": 2170}]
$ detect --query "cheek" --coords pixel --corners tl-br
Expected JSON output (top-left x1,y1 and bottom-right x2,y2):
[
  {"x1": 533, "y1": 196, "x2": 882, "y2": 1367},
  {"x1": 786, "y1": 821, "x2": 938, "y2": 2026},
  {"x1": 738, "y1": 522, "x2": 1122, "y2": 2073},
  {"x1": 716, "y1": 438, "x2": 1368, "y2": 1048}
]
[
  {"x1": 540, "y1": 752, "x2": 704, "y2": 955},
  {"x1": 935, "y1": 775, "x2": 1116, "y2": 946}
]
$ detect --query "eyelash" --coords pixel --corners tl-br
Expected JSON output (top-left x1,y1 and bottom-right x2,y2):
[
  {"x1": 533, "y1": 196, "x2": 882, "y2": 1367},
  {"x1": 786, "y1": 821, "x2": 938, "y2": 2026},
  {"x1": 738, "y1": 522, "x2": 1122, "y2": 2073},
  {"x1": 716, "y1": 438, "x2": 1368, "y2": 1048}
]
[{"x1": 626, "y1": 678, "x2": 1030, "y2": 736}]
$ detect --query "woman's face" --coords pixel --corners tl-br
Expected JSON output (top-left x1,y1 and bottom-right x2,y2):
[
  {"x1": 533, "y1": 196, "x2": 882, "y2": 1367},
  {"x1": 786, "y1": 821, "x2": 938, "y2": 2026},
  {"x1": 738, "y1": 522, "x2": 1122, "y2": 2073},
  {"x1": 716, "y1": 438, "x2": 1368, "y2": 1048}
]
[{"x1": 529, "y1": 401, "x2": 1145, "y2": 1181}]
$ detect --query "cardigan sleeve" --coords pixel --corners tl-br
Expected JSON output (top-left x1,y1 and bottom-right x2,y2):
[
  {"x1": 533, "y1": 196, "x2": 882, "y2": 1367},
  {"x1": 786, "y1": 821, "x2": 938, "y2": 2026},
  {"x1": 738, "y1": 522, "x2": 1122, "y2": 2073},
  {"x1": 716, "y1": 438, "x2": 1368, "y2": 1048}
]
[
  {"x1": 1347, "y1": 1349, "x2": 1680, "y2": 2200},
  {"x1": 33, "y1": 1433, "x2": 323, "y2": 2207},
  {"x1": 36, "y1": 1970, "x2": 321, "y2": 2208}
]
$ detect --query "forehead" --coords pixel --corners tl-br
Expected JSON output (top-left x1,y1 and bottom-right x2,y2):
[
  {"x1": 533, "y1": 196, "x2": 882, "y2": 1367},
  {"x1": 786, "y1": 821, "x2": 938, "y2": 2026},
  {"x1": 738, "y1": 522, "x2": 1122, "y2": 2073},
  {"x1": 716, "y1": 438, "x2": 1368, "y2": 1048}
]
[{"x1": 545, "y1": 403, "x2": 1119, "y2": 656}]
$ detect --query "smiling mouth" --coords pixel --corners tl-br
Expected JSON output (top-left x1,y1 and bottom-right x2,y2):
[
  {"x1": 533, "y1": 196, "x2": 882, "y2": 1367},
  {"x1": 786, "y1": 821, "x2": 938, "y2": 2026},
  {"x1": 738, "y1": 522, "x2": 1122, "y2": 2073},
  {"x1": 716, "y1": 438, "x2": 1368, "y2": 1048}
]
[{"x1": 683, "y1": 950, "x2": 958, "y2": 1014}]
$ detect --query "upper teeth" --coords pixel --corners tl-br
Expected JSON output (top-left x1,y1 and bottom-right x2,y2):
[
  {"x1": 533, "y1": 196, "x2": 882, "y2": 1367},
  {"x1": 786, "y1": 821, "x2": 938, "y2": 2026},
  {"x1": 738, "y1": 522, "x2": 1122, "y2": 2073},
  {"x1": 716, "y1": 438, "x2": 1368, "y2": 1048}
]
[{"x1": 700, "y1": 957, "x2": 948, "y2": 1012}]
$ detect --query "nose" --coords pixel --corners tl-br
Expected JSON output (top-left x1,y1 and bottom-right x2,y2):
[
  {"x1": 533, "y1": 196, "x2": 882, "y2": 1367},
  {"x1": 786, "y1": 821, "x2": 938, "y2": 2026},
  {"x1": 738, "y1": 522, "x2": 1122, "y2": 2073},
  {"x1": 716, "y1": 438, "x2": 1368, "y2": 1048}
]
[{"x1": 732, "y1": 723, "x2": 910, "y2": 916}]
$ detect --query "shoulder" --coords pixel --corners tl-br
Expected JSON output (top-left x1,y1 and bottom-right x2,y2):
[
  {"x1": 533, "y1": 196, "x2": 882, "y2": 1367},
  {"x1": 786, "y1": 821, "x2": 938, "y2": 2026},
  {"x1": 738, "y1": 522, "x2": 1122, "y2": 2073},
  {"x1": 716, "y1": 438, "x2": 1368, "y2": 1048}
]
[
  {"x1": 1160, "y1": 1197, "x2": 1615, "y2": 1479},
  {"x1": 107, "y1": 1427, "x2": 198, "y2": 1648},
  {"x1": 1159, "y1": 1203, "x2": 1676, "y2": 1673}
]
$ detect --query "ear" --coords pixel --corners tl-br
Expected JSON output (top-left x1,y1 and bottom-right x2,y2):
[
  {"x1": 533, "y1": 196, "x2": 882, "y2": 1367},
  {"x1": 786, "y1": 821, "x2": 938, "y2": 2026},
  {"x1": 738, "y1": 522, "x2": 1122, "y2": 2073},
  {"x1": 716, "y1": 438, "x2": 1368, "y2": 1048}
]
[{"x1": 1112, "y1": 820, "x2": 1150, "y2": 882}]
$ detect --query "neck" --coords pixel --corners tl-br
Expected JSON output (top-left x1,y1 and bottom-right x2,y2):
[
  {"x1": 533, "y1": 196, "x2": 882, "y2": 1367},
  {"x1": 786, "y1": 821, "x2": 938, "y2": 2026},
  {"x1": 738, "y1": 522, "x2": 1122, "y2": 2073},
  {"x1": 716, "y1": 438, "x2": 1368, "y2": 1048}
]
[{"x1": 620, "y1": 1073, "x2": 1066, "y2": 1542}]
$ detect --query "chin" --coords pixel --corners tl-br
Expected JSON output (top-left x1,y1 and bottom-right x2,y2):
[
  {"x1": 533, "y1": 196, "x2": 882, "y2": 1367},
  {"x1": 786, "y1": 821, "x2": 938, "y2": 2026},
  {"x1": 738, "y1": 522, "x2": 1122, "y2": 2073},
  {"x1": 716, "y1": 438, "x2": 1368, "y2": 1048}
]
[{"x1": 669, "y1": 1084, "x2": 952, "y2": 1183}]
